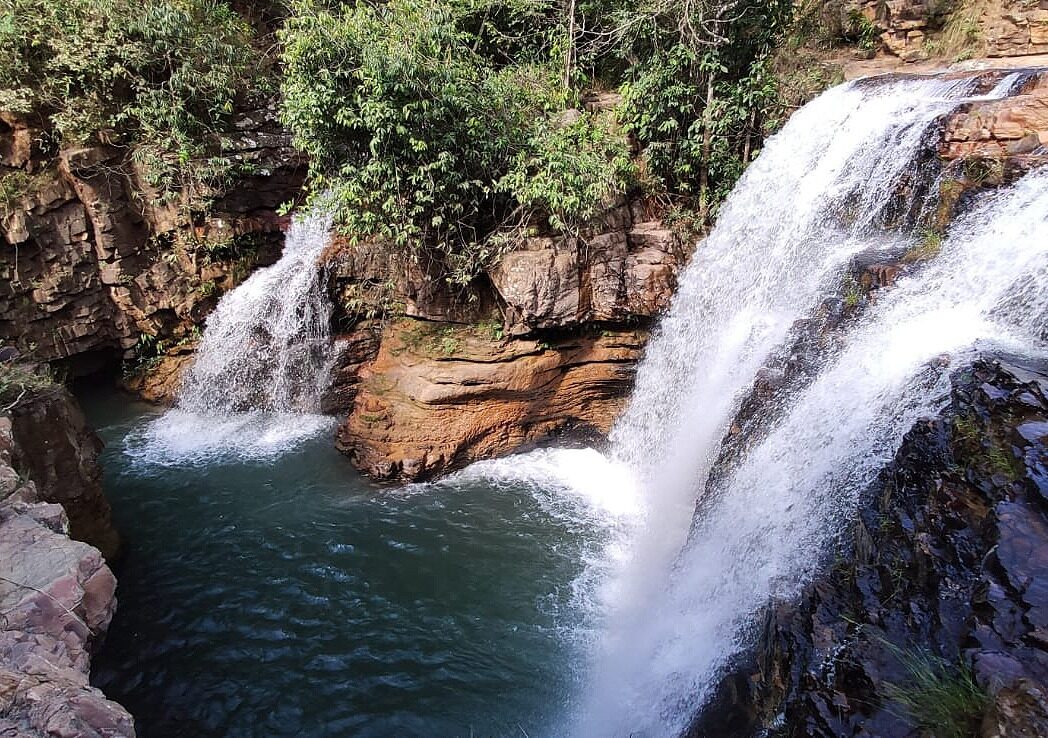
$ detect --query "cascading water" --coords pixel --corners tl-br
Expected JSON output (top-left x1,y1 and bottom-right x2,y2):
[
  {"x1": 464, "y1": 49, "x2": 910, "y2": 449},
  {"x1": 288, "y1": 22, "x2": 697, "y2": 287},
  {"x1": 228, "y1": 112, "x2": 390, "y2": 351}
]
[
  {"x1": 130, "y1": 211, "x2": 338, "y2": 461},
  {"x1": 528, "y1": 73, "x2": 1048, "y2": 736},
  {"x1": 96, "y1": 66, "x2": 1048, "y2": 738}
]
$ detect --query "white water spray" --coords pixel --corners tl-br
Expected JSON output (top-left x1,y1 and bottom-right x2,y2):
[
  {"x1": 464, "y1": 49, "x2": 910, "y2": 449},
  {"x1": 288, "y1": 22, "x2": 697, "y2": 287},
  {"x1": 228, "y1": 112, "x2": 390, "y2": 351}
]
[
  {"x1": 533, "y1": 73, "x2": 1048, "y2": 735},
  {"x1": 129, "y1": 211, "x2": 337, "y2": 462}
]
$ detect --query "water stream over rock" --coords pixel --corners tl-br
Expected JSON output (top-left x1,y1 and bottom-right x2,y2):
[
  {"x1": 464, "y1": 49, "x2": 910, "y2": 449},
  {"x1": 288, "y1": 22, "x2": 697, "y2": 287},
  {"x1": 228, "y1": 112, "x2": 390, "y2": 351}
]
[
  {"x1": 89, "y1": 73, "x2": 1048, "y2": 737},
  {"x1": 135, "y1": 211, "x2": 338, "y2": 462},
  {"x1": 574, "y1": 75, "x2": 1048, "y2": 736}
]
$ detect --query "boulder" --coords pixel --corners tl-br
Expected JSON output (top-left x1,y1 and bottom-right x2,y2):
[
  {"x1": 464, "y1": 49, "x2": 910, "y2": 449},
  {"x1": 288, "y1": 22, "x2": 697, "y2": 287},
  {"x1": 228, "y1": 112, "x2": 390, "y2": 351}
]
[{"x1": 337, "y1": 320, "x2": 647, "y2": 480}]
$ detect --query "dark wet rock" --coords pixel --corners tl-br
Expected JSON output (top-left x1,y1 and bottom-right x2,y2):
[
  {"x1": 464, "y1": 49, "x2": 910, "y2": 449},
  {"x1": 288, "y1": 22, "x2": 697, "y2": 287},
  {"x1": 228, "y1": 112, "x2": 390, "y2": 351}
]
[{"x1": 691, "y1": 359, "x2": 1048, "y2": 737}]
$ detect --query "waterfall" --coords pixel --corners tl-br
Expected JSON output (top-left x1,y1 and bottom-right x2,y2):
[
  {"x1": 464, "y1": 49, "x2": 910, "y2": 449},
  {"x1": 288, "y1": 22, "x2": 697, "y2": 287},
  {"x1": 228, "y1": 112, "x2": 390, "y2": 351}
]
[
  {"x1": 556, "y1": 73, "x2": 1048, "y2": 736},
  {"x1": 129, "y1": 211, "x2": 337, "y2": 462}
]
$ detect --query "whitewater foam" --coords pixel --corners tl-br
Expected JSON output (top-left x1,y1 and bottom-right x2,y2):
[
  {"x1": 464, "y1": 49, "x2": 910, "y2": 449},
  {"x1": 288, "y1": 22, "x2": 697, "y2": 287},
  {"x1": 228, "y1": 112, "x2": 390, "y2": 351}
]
[{"x1": 132, "y1": 210, "x2": 337, "y2": 464}]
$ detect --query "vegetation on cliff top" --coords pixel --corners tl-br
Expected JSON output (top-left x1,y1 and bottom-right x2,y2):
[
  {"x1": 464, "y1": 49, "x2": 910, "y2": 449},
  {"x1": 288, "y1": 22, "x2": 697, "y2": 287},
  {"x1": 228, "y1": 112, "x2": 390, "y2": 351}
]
[
  {"x1": 280, "y1": 0, "x2": 792, "y2": 282},
  {"x1": 0, "y1": 0, "x2": 263, "y2": 199},
  {"x1": 2, "y1": 0, "x2": 794, "y2": 282}
]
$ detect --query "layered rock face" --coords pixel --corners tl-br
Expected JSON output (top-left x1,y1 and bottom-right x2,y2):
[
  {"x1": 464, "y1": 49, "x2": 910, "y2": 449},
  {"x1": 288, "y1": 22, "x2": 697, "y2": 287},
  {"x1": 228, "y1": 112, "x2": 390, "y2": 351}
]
[
  {"x1": 0, "y1": 105, "x2": 304, "y2": 377},
  {"x1": 833, "y1": 0, "x2": 951, "y2": 60},
  {"x1": 830, "y1": 0, "x2": 1048, "y2": 62},
  {"x1": 329, "y1": 200, "x2": 688, "y2": 480},
  {"x1": 942, "y1": 68, "x2": 1048, "y2": 161},
  {"x1": 983, "y1": 0, "x2": 1048, "y2": 58},
  {"x1": 339, "y1": 320, "x2": 647, "y2": 480},
  {"x1": 692, "y1": 359, "x2": 1048, "y2": 738},
  {"x1": 489, "y1": 202, "x2": 684, "y2": 336},
  {"x1": 0, "y1": 414, "x2": 133, "y2": 738}
]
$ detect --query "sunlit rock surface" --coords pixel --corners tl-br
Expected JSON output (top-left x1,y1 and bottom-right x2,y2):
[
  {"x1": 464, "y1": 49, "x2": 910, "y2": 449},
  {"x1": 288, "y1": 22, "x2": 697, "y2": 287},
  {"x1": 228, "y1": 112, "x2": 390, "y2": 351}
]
[
  {"x1": 338, "y1": 320, "x2": 647, "y2": 481},
  {"x1": 0, "y1": 415, "x2": 133, "y2": 738}
]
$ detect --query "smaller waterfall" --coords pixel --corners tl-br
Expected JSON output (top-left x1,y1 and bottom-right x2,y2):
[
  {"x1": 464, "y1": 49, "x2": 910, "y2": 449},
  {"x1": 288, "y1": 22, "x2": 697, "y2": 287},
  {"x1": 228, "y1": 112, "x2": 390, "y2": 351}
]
[
  {"x1": 178, "y1": 212, "x2": 335, "y2": 415},
  {"x1": 129, "y1": 211, "x2": 338, "y2": 463}
]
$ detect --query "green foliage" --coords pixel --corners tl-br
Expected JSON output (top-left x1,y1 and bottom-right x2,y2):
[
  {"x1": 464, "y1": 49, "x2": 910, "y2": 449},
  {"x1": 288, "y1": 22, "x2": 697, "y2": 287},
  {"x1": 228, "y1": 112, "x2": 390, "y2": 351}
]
[
  {"x1": 0, "y1": 170, "x2": 32, "y2": 215},
  {"x1": 846, "y1": 9, "x2": 881, "y2": 51},
  {"x1": 438, "y1": 328, "x2": 462, "y2": 356},
  {"x1": 882, "y1": 647, "x2": 989, "y2": 738},
  {"x1": 0, "y1": 0, "x2": 258, "y2": 200},
  {"x1": 0, "y1": 356, "x2": 53, "y2": 410},
  {"x1": 129, "y1": 332, "x2": 167, "y2": 374},
  {"x1": 280, "y1": 0, "x2": 796, "y2": 282},
  {"x1": 905, "y1": 227, "x2": 945, "y2": 263},
  {"x1": 501, "y1": 112, "x2": 633, "y2": 231},
  {"x1": 197, "y1": 280, "x2": 219, "y2": 297},
  {"x1": 605, "y1": 1, "x2": 793, "y2": 213},
  {"x1": 474, "y1": 315, "x2": 505, "y2": 342},
  {"x1": 952, "y1": 412, "x2": 1023, "y2": 480},
  {"x1": 280, "y1": 0, "x2": 641, "y2": 284},
  {"x1": 281, "y1": 0, "x2": 569, "y2": 282}
]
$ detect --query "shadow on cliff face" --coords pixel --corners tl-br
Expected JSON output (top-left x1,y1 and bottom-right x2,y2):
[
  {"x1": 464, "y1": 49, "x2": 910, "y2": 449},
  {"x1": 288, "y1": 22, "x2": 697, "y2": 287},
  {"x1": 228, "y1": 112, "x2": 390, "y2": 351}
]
[{"x1": 690, "y1": 356, "x2": 1048, "y2": 737}]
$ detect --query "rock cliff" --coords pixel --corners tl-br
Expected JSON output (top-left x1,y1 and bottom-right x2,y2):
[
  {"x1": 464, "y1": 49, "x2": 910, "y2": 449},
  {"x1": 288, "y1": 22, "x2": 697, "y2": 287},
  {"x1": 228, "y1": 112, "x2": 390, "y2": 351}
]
[
  {"x1": 691, "y1": 358, "x2": 1048, "y2": 738},
  {"x1": 0, "y1": 104, "x2": 304, "y2": 382},
  {"x1": 7, "y1": 384, "x2": 120, "y2": 560},
  {"x1": 0, "y1": 406, "x2": 133, "y2": 737}
]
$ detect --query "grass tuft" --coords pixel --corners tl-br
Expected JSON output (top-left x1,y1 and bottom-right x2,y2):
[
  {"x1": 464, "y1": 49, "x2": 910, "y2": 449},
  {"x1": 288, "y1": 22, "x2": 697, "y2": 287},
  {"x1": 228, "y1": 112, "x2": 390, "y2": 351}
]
[
  {"x1": 0, "y1": 359, "x2": 53, "y2": 411},
  {"x1": 882, "y1": 646, "x2": 989, "y2": 738}
]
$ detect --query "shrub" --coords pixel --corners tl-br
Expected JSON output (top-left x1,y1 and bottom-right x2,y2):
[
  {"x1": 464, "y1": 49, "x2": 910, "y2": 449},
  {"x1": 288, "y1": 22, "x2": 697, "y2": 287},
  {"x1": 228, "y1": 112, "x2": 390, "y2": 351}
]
[
  {"x1": 281, "y1": 0, "x2": 631, "y2": 284},
  {"x1": 500, "y1": 112, "x2": 634, "y2": 231},
  {"x1": 615, "y1": 1, "x2": 793, "y2": 215},
  {"x1": 0, "y1": 0, "x2": 258, "y2": 197}
]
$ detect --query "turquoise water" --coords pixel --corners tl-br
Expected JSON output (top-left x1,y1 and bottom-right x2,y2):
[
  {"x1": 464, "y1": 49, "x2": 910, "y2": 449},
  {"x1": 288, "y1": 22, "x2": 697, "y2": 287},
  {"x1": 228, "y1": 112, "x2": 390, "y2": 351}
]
[{"x1": 82, "y1": 391, "x2": 626, "y2": 738}]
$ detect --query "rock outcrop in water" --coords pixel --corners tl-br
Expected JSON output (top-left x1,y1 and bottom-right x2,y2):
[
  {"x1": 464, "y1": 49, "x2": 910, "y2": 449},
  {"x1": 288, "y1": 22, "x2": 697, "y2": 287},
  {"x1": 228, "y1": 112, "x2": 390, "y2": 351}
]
[
  {"x1": 7, "y1": 384, "x2": 120, "y2": 559},
  {"x1": 0, "y1": 407, "x2": 133, "y2": 737},
  {"x1": 328, "y1": 198, "x2": 688, "y2": 480},
  {"x1": 693, "y1": 359, "x2": 1048, "y2": 738},
  {"x1": 339, "y1": 320, "x2": 649, "y2": 480}
]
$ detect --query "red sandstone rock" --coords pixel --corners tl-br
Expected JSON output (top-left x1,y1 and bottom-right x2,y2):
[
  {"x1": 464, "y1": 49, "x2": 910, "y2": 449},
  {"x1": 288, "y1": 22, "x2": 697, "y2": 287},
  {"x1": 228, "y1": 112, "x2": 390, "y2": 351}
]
[
  {"x1": 0, "y1": 415, "x2": 133, "y2": 738},
  {"x1": 338, "y1": 320, "x2": 648, "y2": 480}
]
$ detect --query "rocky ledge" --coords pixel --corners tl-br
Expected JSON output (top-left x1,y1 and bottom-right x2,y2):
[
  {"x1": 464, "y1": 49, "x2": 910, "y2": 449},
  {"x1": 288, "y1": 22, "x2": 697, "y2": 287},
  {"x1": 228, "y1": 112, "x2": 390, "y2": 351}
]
[
  {"x1": 327, "y1": 198, "x2": 688, "y2": 481},
  {"x1": 827, "y1": 0, "x2": 1048, "y2": 63},
  {"x1": 338, "y1": 320, "x2": 647, "y2": 480},
  {"x1": 692, "y1": 358, "x2": 1048, "y2": 737},
  {"x1": 0, "y1": 409, "x2": 133, "y2": 737}
]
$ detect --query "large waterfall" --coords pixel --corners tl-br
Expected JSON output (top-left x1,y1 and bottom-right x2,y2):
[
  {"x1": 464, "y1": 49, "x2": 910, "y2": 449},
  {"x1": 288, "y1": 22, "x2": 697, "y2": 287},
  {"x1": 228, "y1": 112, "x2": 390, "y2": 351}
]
[
  {"x1": 538, "y1": 74, "x2": 1048, "y2": 735},
  {"x1": 130, "y1": 211, "x2": 337, "y2": 462}
]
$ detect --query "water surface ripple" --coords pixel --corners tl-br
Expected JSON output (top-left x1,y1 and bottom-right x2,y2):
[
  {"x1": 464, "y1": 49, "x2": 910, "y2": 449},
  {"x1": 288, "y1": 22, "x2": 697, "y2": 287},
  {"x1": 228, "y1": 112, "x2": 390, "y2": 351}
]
[{"x1": 85, "y1": 394, "x2": 631, "y2": 738}]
